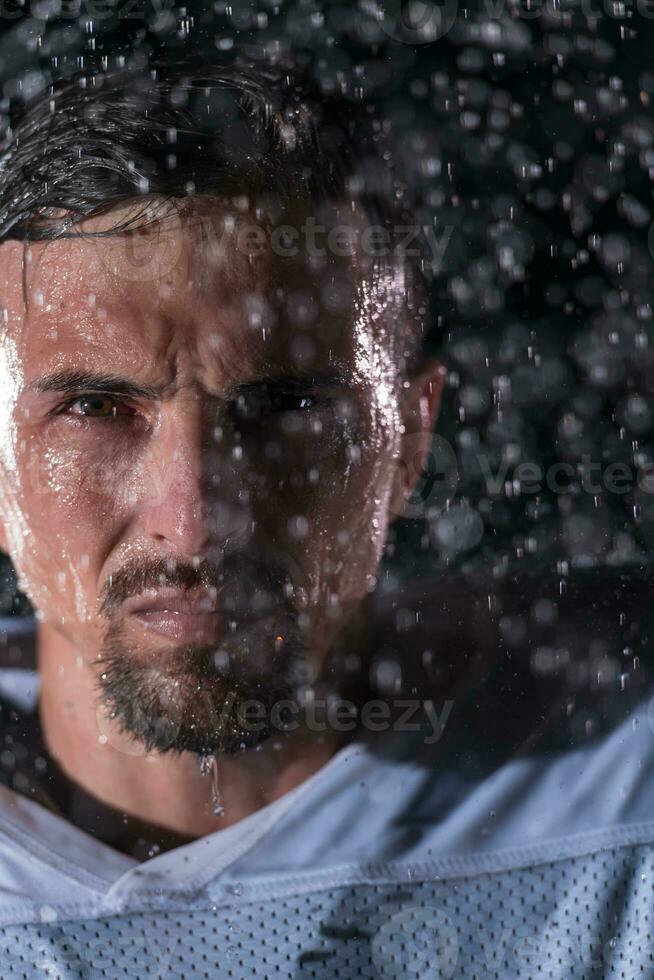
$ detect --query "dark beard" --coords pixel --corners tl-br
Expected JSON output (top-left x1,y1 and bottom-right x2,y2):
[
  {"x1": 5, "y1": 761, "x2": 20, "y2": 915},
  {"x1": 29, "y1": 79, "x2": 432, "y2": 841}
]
[{"x1": 97, "y1": 621, "x2": 305, "y2": 757}]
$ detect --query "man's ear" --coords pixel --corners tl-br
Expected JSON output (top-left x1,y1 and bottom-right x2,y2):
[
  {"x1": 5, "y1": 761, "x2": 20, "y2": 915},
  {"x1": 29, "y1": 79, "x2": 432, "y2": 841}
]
[{"x1": 388, "y1": 357, "x2": 447, "y2": 521}]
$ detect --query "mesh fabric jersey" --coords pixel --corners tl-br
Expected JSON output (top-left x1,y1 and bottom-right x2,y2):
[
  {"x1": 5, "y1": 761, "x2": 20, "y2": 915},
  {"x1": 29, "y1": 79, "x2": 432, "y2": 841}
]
[{"x1": 0, "y1": 612, "x2": 651, "y2": 979}]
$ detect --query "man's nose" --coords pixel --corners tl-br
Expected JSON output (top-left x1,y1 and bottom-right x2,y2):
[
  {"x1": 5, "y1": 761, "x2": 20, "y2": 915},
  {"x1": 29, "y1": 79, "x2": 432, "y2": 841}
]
[{"x1": 138, "y1": 398, "x2": 246, "y2": 559}]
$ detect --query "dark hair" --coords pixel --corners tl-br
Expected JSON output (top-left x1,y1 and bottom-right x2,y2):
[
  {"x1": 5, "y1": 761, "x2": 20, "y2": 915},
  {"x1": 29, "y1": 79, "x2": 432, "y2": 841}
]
[{"x1": 0, "y1": 59, "x2": 431, "y2": 365}]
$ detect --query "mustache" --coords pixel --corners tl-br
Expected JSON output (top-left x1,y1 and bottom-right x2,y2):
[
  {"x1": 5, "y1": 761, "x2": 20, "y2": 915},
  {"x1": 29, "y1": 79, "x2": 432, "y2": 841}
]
[{"x1": 98, "y1": 554, "x2": 290, "y2": 618}]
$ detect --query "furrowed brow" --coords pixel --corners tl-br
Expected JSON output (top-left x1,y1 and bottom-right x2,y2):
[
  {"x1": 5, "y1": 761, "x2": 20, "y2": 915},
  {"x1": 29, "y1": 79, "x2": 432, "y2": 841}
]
[{"x1": 30, "y1": 370, "x2": 160, "y2": 400}]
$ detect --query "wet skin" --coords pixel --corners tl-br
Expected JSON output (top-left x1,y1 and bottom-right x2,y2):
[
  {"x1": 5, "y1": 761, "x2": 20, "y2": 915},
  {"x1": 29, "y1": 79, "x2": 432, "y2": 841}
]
[{"x1": 0, "y1": 196, "x2": 443, "y2": 839}]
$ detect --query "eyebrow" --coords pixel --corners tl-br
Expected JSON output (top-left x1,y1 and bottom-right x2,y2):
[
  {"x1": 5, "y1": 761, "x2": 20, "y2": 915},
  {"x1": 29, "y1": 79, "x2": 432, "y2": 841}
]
[
  {"x1": 30, "y1": 362, "x2": 355, "y2": 400},
  {"x1": 30, "y1": 370, "x2": 161, "y2": 400}
]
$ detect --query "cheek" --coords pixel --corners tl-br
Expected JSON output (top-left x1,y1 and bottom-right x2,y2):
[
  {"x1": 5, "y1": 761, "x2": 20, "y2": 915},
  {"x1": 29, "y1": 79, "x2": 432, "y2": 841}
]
[
  {"x1": 5, "y1": 431, "x2": 131, "y2": 622},
  {"x1": 329, "y1": 444, "x2": 399, "y2": 600},
  {"x1": 260, "y1": 430, "x2": 400, "y2": 606},
  {"x1": 326, "y1": 396, "x2": 403, "y2": 599},
  {"x1": 22, "y1": 429, "x2": 129, "y2": 525}
]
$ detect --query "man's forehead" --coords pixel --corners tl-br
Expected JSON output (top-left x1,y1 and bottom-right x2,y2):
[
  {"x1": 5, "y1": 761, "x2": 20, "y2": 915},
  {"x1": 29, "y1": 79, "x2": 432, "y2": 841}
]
[
  {"x1": 0, "y1": 201, "x2": 271, "y2": 320},
  {"x1": 0, "y1": 192, "x2": 378, "y2": 313},
  {"x1": 0, "y1": 199, "x2": 366, "y2": 387}
]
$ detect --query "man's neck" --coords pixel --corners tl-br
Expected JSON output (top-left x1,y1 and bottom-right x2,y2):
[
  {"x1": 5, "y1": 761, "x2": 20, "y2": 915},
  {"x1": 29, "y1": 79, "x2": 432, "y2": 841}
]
[{"x1": 36, "y1": 620, "x2": 345, "y2": 856}]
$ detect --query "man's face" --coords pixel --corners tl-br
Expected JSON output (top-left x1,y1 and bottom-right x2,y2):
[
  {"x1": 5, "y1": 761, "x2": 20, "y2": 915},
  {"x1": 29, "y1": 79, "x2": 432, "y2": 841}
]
[{"x1": 0, "y1": 198, "x2": 440, "y2": 755}]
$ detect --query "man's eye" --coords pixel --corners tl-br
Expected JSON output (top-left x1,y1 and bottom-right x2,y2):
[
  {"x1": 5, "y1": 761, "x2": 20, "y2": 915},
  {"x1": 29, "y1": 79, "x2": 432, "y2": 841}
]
[
  {"x1": 232, "y1": 390, "x2": 319, "y2": 421},
  {"x1": 59, "y1": 395, "x2": 133, "y2": 419},
  {"x1": 272, "y1": 394, "x2": 317, "y2": 412}
]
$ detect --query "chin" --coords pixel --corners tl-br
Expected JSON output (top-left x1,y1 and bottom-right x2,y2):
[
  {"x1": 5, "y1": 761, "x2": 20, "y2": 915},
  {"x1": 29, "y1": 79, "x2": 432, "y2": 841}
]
[{"x1": 96, "y1": 617, "x2": 307, "y2": 758}]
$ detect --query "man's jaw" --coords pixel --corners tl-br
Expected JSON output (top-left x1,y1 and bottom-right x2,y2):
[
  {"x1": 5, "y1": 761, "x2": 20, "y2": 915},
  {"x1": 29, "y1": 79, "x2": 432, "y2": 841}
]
[{"x1": 95, "y1": 619, "x2": 305, "y2": 758}]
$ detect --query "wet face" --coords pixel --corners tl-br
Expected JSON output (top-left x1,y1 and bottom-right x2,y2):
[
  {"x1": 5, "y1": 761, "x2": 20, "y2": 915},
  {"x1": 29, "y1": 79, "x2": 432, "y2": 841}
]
[{"x1": 0, "y1": 198, "x2": 442, "y2": 756}]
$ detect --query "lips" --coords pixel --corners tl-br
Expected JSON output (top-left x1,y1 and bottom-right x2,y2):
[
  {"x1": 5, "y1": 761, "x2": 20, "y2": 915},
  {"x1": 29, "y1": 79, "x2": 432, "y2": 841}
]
[{"x1": 123, "y1": 588, "x2": 222, "y2": 643}]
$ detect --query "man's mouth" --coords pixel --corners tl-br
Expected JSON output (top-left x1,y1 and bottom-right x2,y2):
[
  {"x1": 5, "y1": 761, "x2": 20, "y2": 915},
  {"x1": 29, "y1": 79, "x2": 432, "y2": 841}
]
[{"x1": 123, "y1": 588, "x2": 223, "y2": 643}]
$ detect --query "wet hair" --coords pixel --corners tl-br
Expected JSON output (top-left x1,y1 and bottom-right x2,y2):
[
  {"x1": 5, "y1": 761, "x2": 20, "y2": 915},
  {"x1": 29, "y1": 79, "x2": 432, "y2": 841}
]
[{"x1": 0, "y1": 59, "x2": 431, "y2": 367}]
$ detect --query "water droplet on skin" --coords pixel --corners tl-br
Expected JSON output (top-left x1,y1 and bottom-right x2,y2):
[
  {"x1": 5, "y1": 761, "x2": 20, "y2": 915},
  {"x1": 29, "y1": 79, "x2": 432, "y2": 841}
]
[{"x1": 198, "y1": 754, "x2": 224, "y2": 817}]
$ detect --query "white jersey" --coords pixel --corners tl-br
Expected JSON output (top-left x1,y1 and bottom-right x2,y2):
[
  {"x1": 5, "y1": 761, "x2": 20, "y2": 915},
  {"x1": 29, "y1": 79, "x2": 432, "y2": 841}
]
[{"x1": 0, "y1": 618, "x2": 652, "y2": 978}]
